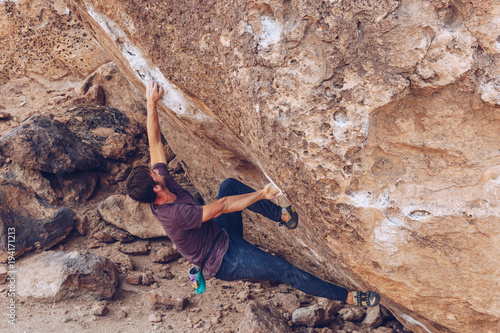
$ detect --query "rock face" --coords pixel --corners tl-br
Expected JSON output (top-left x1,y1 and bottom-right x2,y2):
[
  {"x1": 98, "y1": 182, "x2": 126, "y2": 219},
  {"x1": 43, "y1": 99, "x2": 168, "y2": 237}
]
[
  {"x1": 4, "y1": 0, "x2": 497, "y2": 332},
  {"x1": 0, "y1": 179, "x2": 76, "y2": 262},
  {"x1": 65, "y1": 0, "x2": 500, "y2": 332},
  {"x1": 17, "y1": 250, "x2": 118, "y2": 302}
]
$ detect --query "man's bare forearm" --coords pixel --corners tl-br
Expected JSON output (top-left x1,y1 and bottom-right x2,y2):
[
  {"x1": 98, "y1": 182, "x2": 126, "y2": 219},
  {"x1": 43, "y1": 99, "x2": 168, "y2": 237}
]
[
  {"x1": 219, "y1": 190, "x2": 265, "y2": 215},
  {"x1": 147, "y1": 101, "x2": 162, "y2": 147},
  {"x1": 202, "y1": 183, "x2": 280, "y2": 222},
  {"x1": 146, "y1": 82, "x2": 166, "y2": 165}
]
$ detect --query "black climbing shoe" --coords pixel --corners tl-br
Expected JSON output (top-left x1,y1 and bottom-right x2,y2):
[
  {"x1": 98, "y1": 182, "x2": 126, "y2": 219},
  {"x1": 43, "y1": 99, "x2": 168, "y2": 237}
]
[
  {"x1": 353, "y1": 291, "x2": 380, "y2": 307},
  {"x1": 279, "y1": 206, "x2": 298, "y2": 229}
]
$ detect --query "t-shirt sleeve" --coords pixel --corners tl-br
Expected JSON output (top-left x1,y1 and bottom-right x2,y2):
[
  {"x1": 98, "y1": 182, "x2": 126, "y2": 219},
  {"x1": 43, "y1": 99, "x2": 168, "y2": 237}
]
[{"x1": 172, "y1": 204, "x2": 203, "y2": 230}]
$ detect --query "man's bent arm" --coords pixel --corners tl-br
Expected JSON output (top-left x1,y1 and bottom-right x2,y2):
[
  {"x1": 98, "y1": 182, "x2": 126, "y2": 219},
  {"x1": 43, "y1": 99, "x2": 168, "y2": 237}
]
[
  {"x1": 202, "y1": 183, "x2": 280, "y2": 222},
  {"x1": 146, "y1": 82, "x2": 167, "y2": 166}
]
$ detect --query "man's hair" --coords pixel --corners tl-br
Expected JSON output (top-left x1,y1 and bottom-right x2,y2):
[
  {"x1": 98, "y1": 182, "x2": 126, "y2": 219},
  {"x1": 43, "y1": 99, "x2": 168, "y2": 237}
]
[{"x1": 126, "y1": 165, "x2": 157, "y2": 203}]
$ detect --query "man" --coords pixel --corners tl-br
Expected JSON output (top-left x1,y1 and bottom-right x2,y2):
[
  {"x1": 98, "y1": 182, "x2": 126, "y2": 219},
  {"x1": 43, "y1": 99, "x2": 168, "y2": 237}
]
[{"x1": 126, "y1": 82, "x2": 380, "y2": 307}]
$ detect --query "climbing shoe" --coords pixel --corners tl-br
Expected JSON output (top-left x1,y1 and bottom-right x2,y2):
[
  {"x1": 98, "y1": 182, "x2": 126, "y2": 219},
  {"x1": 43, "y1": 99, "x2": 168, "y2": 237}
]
[
  {"x1": 353, "y1": 291, "x2": 380, "y2": 307},
  {"x1": 279, "y1": 206, "x2": 298, "y2": 229}
]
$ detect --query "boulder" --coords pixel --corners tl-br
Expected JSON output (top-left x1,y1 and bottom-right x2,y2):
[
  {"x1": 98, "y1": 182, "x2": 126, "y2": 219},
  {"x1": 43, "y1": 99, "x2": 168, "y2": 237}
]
[
  {"x1": 17, "y1": 250, "x2": 118, "y2": 302},
  {"x1": 0, "y1": 179, "x2": 75, "y2": 262},
  {"x1": 126, "y1": 272, "x2": 142, "y2": 285},
  {"x1": 74, "y1": 82, "x2": 106, "y2": 106},
  {"x1": 0, "y1": 162, "x2": 57, "y2": 204},
  {"x1": 119, "y1": 240, "x2": 150, "y2": 255},
  {"x1": 43, "y1": 170, "x2": 99, "y2": 207},
  {"x1": 98, "y1": 194, "x2": 167, "y2": 238},
  {"x1": 0, "y1": 111, "x2": 12, "y2": 120},
  {"x1": 0, "y1": 114, "x2": 104, "y2": 174},
  {"x1": 91, "y1": 301, "x2": 109, "y2": 316},
  {"x1": 149, "y1": 242, "x2": 181, "y2": 263},
  {"x1": 93, "y1": 230, "x2": 115, "y2": 243},
  {"x1": 96, "y1": 247, "x2": 135, "y2": 273},
  {"x1": 339, "y1": 307, "x2": 366, "y2": 322},
  {"x1": 63, "y1": 104, "x2": 144, "y2": 157},
  {"x1": 238, "y1": 301, "x2": 292, "y2": 333},
  {"x1": 101, "y1": 133, "x2": 134, "y2": 161},
  {"x1": 143, "y1": 290, "x2": 188, "y2": 311},
  {"x1": 292, "y1": 301, "x2": 343, "y2": 327},
  {"x1": 361, "y1": 305, "x2": 384, "y2": 328},
  {"x1": 274, "y1": 293, "x2": 301, "y2": 314}
]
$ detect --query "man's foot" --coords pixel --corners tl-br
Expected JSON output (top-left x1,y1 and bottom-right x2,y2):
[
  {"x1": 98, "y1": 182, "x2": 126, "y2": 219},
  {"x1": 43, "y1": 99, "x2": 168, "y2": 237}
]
[
  {"x1": 353, "y1": 291, "x2": 380, "y2": 307},
  {"x1": 280, "y1": 206, "x2": 298, "y2": 229}
]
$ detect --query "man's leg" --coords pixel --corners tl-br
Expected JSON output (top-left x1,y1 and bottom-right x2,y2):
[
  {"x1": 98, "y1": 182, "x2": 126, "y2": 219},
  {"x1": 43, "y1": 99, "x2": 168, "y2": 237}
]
[
  {"x1": 215, "y1": 178, "x2": 282, "y2": 236},
  {"x1": 215, "y1": 233, "x2": 349, "y2": 302}
]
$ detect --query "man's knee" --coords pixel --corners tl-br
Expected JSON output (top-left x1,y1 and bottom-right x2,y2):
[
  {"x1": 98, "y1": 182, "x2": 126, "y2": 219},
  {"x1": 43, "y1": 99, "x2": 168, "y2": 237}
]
[
  {"x1": 218, "y1": 178, "x2": 237, "y2": 198},
  {"x1": 218, "y1": 178, "x2": 240, "y2": 197}
]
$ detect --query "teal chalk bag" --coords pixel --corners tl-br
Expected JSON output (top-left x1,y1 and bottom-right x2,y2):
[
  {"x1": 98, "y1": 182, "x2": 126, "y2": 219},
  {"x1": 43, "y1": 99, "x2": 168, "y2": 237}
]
[{"x1": 188, "y1": 266, "x2": 206, "y2": 294}]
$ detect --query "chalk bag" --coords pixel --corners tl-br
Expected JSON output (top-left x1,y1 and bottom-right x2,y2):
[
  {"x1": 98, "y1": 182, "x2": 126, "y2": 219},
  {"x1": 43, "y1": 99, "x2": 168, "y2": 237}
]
[{"x1": 188, "y1": 266, "x2": 206, "y2": 294}]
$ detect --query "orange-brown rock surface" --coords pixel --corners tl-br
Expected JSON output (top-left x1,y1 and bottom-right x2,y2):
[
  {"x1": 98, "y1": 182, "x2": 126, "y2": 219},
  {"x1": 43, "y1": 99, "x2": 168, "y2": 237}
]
[{"x1": 1, "y1": 0, "x2": 499, "y2": 332}]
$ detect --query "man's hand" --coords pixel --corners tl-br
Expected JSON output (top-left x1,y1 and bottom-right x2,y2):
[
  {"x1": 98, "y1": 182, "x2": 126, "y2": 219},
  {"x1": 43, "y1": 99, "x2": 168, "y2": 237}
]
[
  {"x1": 262, "y1": 183, "x2": 281, "y2": 200},
  {"x1": 146, "y1": 82, "x2": 164, "y2": 106}
]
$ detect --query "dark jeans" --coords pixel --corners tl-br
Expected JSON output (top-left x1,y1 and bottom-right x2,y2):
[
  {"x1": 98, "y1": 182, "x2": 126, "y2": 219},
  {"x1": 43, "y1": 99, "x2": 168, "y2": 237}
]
[{"x1": 214, "y1": 178, "x2": 349, "y2": 302}]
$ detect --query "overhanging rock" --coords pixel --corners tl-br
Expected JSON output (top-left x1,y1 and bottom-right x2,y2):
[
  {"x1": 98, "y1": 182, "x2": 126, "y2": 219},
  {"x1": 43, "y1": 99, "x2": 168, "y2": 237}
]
[{"x1": 65, "y1": 0, "x2": 500, "y2": 332}]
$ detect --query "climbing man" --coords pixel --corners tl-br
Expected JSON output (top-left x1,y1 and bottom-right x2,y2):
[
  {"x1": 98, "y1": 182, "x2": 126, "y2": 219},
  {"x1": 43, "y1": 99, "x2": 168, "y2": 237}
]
[{"x1": 126, "y1": 81, "x2": 380, "y2": 307}]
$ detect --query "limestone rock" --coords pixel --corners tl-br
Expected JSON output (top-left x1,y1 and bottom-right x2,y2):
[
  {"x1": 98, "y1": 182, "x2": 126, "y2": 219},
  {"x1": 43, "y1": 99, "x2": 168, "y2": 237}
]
[
  {"x1": 63, "y1": 104, "x2": 144, "y2": 161},
  {"x1": 74, "y1": 82, "x2": 106, "y2": 106},
  {"x1": 0, "y1": 179, "x2": 75, "y2": 262},
  {"x1": 126, "y1": 270, "x2": 155, "y2": 286},
  {"x1": 149, "y1": 242, "x2": 181, "y2": 263},
  {"x1": 148, "y1": 313, "x2": 162, "y2": 323},
  {"x1": 339, "y1": 307, "x2": 366, "y2": 322},
  {"x1": 125, "y1": 272, "x2": 142, "y2": 285},
  {"x1": 17, "y1": 251, "x2": 118, "y2": 302},
  {"x1": 96, "y1": 247, "x2": 135, "y2": 273},
  {"x1": 143, "y1": 290, "x2": 188, "y2": 311},
  {"x1": 0, "y1": 112, "x2": 12, "y2": 120},
  {"x1": 118, "y1": 240, "x2": 150, "y2": 255},
  {"x1": 0, "y1": 162, "x2": 57, "y2": 204},
  {"x1": 361, "y1": 306, "x2": 384, "y2": 328},
  {"x1": 101, "y1": 133, "x2": 134, "y2": 161},
  {"x1": 109, "y1": 228, "x2": 135, "y2": 243},
  {"x1": 44, "y1": 170, "x2": 99, "y2": 207},
  {"x1": 141, "y1": 271, "x2": 155, "y2": 286},
  {"x1": 274, "y1": 293, "x2": 301, "y2": 314},
  {"x1": 0, "y1": 0, "x2": 108, "y2": 82},
  {"x1": 93, "y1": 230, "x2": 115, "y2": 243},
  {"x1": 91, "y1": 301, "x2": 109, "y2": 316},
  {"x1": 375, "y1": 327, "x2": 395, "y2": 333},
  {"x1": 292, "y1": 302, "x2": 341, "y2": 328},
  {"x1": 98, "y1": 194, "x2": 167, "y2": 238},
  {"x1": 0, "y1": 114, "x2": 104, "y2": 174},
  {"x1": 479, "y1": 78, "x2": 500, "y2": 106},
  {"x1": 238, "y1": 301, "x2": 292, "y2": 333}
]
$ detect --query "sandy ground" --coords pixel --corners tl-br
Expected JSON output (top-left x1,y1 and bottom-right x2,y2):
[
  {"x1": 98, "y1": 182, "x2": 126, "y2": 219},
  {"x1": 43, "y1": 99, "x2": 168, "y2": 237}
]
[{"x1": 0, "y1": 229, "x2": 318, "y2": 333}]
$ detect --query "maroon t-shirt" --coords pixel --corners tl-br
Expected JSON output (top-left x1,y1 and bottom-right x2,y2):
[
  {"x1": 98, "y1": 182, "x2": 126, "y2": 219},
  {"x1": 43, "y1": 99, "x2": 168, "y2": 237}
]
[{"x1": 150, "y1": 163, "x2": 229, "y2": 279}]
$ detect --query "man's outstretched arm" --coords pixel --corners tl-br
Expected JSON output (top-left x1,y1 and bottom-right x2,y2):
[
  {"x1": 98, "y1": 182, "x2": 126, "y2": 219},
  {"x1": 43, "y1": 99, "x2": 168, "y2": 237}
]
[
  {"x1": 202, "y1": 183, "x2": 280, "y2": 222},
  {"x1": 146, "y1": 82, "x2": 167, "y2": 166}
]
